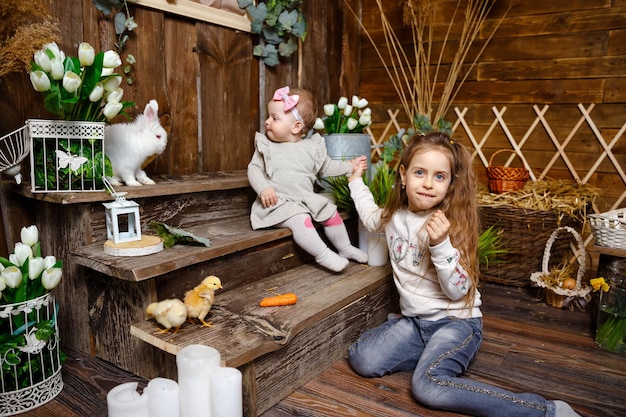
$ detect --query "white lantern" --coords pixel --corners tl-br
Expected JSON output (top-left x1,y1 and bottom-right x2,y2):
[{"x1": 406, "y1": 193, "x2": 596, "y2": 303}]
[
  {"x1": 103, "y1": 177, "x2": 141, "y2": 244},
  {"x1": 104, "y1": 199, "x2": 141, "y2": 244}
]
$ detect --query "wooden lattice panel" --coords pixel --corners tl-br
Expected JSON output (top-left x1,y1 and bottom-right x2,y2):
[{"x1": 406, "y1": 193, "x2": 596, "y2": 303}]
[{"x1": 368, "y1": 103, "x2": 625, "y2": 212}]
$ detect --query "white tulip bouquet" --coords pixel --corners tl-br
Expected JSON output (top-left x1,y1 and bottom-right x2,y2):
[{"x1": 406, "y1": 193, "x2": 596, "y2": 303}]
[
  {"x1": 0, "y1": 225, "x2": 62, "y2": 305},
  {"x1": 0, "y1": 225, "x2": 64, "y2": 393},
  {"x1": 314, "y1": 95, "x2": 372, "y2": 134},
  {"x1": 29, "y1": 42, "x2": 134, "y2": 122}
]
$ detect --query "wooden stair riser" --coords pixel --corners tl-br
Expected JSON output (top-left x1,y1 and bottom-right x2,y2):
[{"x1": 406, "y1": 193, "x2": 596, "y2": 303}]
[
  {"x1": 247, "y1": 282, "x2": 398, "y2": 416},
  {"x1": 85, "y1": 238, "x2": 309, "y2": 376}
]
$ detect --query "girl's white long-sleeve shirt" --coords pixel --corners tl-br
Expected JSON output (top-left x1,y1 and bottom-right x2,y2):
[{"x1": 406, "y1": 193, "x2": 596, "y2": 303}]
[{"x1": 349, "y1": 178, "x2": 482, "y2": 321}]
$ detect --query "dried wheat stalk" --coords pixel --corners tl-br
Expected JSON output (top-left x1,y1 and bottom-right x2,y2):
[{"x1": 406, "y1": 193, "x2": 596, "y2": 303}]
[{"x1": 345, "y1": 0, "x2": 509, "y2": 124}]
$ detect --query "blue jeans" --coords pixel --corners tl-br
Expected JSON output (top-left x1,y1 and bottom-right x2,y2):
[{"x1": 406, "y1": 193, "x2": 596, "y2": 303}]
[{"x1": 349, "y1": 316, "x2": 558, "y2": 417}]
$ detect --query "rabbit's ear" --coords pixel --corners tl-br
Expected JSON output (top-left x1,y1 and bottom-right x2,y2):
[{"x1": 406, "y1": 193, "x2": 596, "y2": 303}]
[{"x1": 144, "y1": 100, "x2": 159, "y2": 123}]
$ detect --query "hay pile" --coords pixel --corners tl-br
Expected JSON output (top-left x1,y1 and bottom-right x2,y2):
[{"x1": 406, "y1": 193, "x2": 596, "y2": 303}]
[{"x1": 477, "y1": 180, "x2": 598, "y2": 223}]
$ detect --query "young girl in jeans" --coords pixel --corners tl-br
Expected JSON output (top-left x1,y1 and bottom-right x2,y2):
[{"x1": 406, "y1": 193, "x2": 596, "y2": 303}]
[
  {"x1": 247, "y1": 86, "x2": 368, "y2": 272},
  {"x1": 347, "y1": 132, "x2": 580, "y2": 417}
]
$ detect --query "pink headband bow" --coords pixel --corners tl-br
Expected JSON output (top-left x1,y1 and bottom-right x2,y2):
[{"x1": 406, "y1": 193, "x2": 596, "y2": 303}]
[{"x1": 273, "y1": 86, "x2": 303, "y2": 122}]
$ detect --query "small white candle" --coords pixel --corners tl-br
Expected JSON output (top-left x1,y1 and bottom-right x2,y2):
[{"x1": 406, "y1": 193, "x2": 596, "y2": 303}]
[
  {"x1": 145, "y1": 377, "x2": 180, "y2": 417},
  {"x1": 177, "y1": 344, "x2": 221, "y2": 417},
  {"x1": 107, "y1": 382, "x2": 149, "y2": 417},
  {"x1": 210, "y1": 367, "x2": 243, "y2": 417}
]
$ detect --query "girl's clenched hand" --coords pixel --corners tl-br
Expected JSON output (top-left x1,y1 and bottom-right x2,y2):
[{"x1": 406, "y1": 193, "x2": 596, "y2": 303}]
[{"x1": 426, "y1": 210, "x2": 450, "y2": 246}]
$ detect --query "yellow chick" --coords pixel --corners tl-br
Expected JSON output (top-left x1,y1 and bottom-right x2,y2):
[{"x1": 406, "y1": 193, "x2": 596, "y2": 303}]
[
  {"x1": 184, "y1": 275, "x2": 223, "y2": 327},
  {"x1": 146, "y1": 298, "x2": 187, "y2": 334}
]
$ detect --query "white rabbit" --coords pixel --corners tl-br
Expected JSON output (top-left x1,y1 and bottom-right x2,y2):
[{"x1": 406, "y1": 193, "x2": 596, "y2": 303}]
[{"x1": 105, "y1": 99, "x2": 168, "y2": 186}]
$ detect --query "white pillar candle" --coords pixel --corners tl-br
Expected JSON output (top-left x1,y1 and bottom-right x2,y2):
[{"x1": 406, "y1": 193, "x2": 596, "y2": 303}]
[
  {"x1": 177, "y1": 344, "x2": 221, "y2": 417},
  {"x1": 210, "y1": 367, "x2": 243, "y2": 417},
  {"x1": 107, "y1": 382, "x2": 149, "y2": 417},
  {"x1": 145, "y1": 377, "x2": 180, "y2": 417}
]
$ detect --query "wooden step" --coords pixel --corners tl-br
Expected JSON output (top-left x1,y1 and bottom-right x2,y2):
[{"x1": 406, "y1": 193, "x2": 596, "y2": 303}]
[
  {"x1": 131, "y1": 262, "x2": 391, "y2": 364},
  {"x1": 72, "y1": 214, "x2": 292, "y2": 281},
  {"x1": 130, "y1": 262, "x2": 396, "y2": 416}
]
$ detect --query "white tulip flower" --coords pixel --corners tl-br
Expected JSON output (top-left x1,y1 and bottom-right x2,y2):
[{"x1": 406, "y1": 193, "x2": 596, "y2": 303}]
[
  {"x1": 63, "y1": 72, "x2": 82, "y2": 94},
  {"x1": 359, "y1": 114, "x2": 372, "y2": 126},
  {"x1": 103, "y1": 75, "x2": 122, "y2": 92},
  {"x1": 343, "y1": 104, "x2": 353, "y2": 117},
  {"x1": 29, "y1": 71, "x2": 51, "y2": 92},
  {"x1": 28, "y1": 257, "x2": 46, "y2": 280},
  {"x1": 351, "y1": 95, "x2": 360, "y2": 107},
  {"x1": 43, "y1": 42, "x2": 64, "y2": 61},
  {"x1": 1, "y1": 266, "x2": 23, "y2": 288},
  {"x1": 323, "y1": 104, "x2": 335, "y2": 117},
  {"x1": 313, "y1": 118, "x2": 325, "y2": 130},
  {"x1": 356, "y1": 98, "x2": 368, "y2": 108},
  {"x1": 103, "y1": 101, "x2": 123, "y2": 120},
  {"x1": 337, "y1": 96, "x2": 348, "y2": 109},
  {"x1": 78, "y1": 42, "x2": 95, "y2": 67},
  {"x1": 34, "y1": 50, "x2": 52, "y2": 72},
  {"x1": 347, "y1": 118, "x2": 358, "y2": 131},
  {"x1": 12, "y1": 243, "x2": 33, "y2": 267},
  {"x1": 42, "y1": 268, "x2": 62, "y2": 290},
  {"x1": 44, "y1": 256, "x2": 57, "y2": 269},
  {"x1": 20, "y1": 225, "x2": 38, "y2": 247},
  {"x1": 360, "y1": 107, "x2": 372, "y2": 116},
  {"x1": 106, "y1": 88, "x2": 124, "y2": 104},
  {"x1": 89, "y1": 84, "x2": 104, "y2": 102},
  {"x1": 103, "y1": 50, "x2": 122, "y2": 68},
  {"x1": 50, "y1": 57, "x2": 64, "y2": 80},
  {"x1": 101, "y1": 67, "x2": 114, "y2": 77}
]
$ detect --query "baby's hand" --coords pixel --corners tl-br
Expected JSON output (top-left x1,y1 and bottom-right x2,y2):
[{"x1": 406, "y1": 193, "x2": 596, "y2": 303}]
[
  {"x1": 260, "y1": 187, "x2": 278, "y2": 208},
  {"x1": 349, "y1": 162, "x2": 365, "y2": 183},
  {"x1": 426, "y1": 210, "x2": 450, "y2": 246},
  {"x1": 351, "y1": 155, "x2": 368, "y2": 172}
]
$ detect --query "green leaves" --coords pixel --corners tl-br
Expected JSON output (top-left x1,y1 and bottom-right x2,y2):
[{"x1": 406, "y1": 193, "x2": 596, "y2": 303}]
[
  {"x1": 239, "y1": 0, "x2": 307, "y2": 67},
  {"x1": 478, "y1": 224, "x2": 508, "y2": 268}
]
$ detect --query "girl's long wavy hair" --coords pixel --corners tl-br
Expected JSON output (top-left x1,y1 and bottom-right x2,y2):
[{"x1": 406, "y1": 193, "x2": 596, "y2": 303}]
[{"x1": 381, "y1": 131, "x2": 480, "y2": 308}]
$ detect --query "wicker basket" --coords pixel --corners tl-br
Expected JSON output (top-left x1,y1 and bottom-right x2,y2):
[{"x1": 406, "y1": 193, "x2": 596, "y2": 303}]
[
  {"x1": 530, "y1": 226, "x2": 591, "y2": 308},
  {"x1": 486, "y1": 149, "x2": 530, "y2": 194},
  {"x1": 479, "y1": 205, "x2": 582, "y2": 286},
  {"x1": 588, "y1": 208, "x2": 626, "y2": 250}
]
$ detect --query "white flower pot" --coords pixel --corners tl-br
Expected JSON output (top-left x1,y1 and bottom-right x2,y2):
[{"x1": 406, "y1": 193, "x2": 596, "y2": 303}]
[{"x1": 358, "y1": 221, "x2": 388, "y2": 267}]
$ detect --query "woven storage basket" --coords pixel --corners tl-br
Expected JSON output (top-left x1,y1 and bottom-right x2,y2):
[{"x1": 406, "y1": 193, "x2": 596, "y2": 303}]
[
  {"x1": 530, "y1": 226, "x2": 591, "y2": 308},
  {"x1": 479, "y1": 205, "x2": 582, "y2": 286},
  {"x1": 486, "y1": 149, "x2": 530, "y2": 194},
  {"x1": 588, "y1": 208, "x2": 626, "y2": 250}
]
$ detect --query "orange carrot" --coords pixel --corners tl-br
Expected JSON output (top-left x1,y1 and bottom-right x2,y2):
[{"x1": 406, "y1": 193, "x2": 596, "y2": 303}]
[{"x1": 259, "y1": 292, "x2": 298, "y2": 307}]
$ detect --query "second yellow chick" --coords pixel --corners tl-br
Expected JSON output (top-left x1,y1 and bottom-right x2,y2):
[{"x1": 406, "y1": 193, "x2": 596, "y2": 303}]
[
  {"x1": 184, "y1": 275, "x2": 223, "y2": 327},
  {"x1": 146, "y1": 298, "x2": 187, "y2": 334}
]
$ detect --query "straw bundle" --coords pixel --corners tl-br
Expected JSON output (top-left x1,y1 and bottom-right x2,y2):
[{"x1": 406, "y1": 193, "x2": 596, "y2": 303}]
[{"x1": 478, "y1": 180, "x2": 598, "y2": 286}]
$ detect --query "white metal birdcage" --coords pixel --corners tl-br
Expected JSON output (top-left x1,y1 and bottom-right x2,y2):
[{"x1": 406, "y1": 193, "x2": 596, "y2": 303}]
[
  {"x1": 0, "y1": 293, "x2": 63, "y2": 415},
  {"x1": 0, "y1": 124, "x2": 31, "y2": 184},
  {"x1": 27, "y1": 119, "x2": 106, "y2": 192}
]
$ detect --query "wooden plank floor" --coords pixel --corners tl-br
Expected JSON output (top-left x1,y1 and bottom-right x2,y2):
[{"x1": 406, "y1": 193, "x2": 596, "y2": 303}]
[{"x1": 23, "y1": 283, "x2": 626, "y2": 417}]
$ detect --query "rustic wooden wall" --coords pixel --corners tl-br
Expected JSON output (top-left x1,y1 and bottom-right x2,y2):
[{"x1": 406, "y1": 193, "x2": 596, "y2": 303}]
[
  {"x1": 357, "y1": 0, "x2": 626, "y2": 211},
  {"x1": 0, "y1": 0, "x2": 355, "y2": 254},
  {"x1": 2, "y1": 0, "x2": 626, "y2": 253}
]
